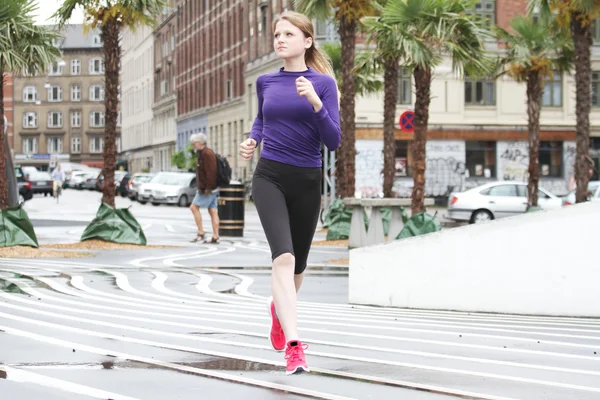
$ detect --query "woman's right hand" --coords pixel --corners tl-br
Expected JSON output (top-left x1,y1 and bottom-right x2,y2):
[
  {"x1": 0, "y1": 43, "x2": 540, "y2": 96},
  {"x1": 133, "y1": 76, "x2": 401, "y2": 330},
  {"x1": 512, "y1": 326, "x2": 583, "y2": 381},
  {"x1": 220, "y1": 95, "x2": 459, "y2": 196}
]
[{"x1": 239, "y1": 138, "x2": 257, "y2": 161}]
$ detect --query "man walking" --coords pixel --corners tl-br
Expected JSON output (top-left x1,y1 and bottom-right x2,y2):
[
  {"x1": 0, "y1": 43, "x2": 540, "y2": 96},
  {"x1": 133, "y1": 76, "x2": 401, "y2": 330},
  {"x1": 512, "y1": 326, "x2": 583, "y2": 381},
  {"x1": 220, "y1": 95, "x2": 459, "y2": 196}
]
[{"x1": 189, "y1": 133, "x2": 220, "y2": 244}]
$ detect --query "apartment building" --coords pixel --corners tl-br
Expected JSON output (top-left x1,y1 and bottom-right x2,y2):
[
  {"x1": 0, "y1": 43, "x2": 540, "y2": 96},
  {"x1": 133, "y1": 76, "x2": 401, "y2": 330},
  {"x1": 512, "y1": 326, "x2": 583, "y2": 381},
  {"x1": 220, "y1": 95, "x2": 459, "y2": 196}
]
[
  {"x1": 349, "y1": 0, "x2": 600, "y2": 197},
  {"x1": 121, "y1": 25, "x2": 155, "y2": 173},
  {"x1": 13, "y1": 25, "x2": 119, "y2": 171},
  {"x1": 152, "y1": 3, "x2": 178, "y2": 172},
  {"x1": 175, "y1": 0, "x2": 247, "y2": 180}
]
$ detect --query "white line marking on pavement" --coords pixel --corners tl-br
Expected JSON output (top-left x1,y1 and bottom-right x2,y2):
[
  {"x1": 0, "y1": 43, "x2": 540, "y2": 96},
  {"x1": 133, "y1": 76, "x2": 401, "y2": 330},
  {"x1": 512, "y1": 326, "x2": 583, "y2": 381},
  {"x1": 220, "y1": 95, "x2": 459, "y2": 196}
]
[
  {"x1": 2, "y1": 289, "x2": 600, "y2": 379},
  {"x1": 0, "y1": 325, "x2": 356, "y2": 400},
  {"x1": 165, "y1": 224, "x2": 175, "y2": 232},
  {"x1": 0, "y1": 365, "x2": 139, "y2": 400},
  {"x1": 2, "y1": 303, "x2": 600, "y2": 394}
]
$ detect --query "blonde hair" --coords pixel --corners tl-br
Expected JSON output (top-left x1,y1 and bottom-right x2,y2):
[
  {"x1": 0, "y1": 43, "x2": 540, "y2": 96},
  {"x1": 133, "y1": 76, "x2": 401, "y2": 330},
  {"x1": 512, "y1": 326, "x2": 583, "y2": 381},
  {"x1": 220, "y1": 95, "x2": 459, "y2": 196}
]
[{"x1": 272, "y1": 11, "x2": 335, "y2": 78}]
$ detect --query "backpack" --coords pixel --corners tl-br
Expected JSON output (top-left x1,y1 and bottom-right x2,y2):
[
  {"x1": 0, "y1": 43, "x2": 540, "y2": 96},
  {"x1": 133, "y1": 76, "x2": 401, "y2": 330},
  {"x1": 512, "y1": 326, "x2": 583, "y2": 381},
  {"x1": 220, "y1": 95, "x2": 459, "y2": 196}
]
[{"x1": 215, "y1": 153, "x2": 232, "y2": 187}]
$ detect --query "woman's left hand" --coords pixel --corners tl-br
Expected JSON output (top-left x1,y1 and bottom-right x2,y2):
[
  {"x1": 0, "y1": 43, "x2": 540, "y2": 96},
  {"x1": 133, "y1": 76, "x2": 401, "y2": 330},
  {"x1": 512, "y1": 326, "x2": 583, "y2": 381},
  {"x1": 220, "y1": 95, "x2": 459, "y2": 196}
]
[{"x1": 296, "y1": 76, "x2": 323, "y2": 112}]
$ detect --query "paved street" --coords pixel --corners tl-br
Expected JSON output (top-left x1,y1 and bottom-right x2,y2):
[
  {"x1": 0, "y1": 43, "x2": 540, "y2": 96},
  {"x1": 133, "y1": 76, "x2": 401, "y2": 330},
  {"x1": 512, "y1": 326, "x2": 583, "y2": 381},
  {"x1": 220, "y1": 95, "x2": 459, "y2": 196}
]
[{"x1": 1, "y1": 189, "x2": 599, "y2": 399}]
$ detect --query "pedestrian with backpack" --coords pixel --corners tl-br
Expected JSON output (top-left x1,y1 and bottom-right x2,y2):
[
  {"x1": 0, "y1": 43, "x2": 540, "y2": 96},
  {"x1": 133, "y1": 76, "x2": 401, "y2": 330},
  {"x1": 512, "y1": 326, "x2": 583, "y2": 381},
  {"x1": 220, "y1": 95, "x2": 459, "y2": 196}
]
[
  {"x1": 239, "y1": 11, "x2": 340, "y2": 375},
  {"x1": 189, "y1": 133, "x2": 221, "y2": 244}
]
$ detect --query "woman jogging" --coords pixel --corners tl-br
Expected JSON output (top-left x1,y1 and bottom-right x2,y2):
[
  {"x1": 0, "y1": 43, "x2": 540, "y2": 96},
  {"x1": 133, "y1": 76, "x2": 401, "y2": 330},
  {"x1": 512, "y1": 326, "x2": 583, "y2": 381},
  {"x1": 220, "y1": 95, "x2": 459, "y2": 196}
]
[{"x1": 239, "y1": 10, "x2": 340, "y2": 375}]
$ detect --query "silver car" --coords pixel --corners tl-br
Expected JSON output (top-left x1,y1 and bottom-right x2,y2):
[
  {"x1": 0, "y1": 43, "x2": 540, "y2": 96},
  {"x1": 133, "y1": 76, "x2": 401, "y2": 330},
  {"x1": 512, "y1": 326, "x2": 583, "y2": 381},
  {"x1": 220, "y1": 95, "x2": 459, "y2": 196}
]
[
  {"x1": 128, "y1": 173, "x2": 155, "y2": 201},
  {"x1": 447, "y1": 181, "x2": 562, "y2": 224},
  {"x1": 138, "y1": 172, "x2": 196, "y2": 207},
  {"x1": 562, "y1": 181, "x2": 600, "y2": 205}
]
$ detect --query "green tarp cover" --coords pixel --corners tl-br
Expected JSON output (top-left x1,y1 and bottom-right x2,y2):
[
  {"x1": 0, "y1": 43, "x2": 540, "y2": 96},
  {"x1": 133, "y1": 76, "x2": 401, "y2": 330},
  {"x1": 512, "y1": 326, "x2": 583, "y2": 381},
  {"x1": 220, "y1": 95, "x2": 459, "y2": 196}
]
[
  {"x1": 395, "y1": 212, "x2": 442, "y2": 240},
  {"x1": 325, "y1": 198, "x2": 369, "y2": 241},
  {"x1": 81, "y1": 203, "x2": 147, "y2": 245},
  {"x1": 0, "y1": 205, "x2": 38, "y2": 248}
]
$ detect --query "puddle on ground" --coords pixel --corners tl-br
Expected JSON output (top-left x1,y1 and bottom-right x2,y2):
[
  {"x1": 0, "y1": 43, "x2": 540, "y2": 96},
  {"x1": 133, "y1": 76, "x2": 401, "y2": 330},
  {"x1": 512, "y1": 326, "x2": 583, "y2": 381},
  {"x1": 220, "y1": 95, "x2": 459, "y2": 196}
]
[{"x1": 178, "y1": 358, "x2": 280, "y2": 372}]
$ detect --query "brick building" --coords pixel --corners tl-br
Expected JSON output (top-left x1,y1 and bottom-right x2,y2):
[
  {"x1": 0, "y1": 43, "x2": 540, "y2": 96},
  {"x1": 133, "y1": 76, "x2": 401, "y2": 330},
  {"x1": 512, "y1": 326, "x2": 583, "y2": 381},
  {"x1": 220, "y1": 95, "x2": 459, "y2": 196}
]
[{"x1": 175, "y1": 0, "x2": 248, "y2": 180}]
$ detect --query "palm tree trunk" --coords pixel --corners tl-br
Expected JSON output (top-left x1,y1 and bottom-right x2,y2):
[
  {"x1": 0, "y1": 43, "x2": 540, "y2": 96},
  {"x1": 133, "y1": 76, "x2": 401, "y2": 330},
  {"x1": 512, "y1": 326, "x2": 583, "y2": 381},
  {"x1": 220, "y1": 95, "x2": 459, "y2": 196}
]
[
  {"x1": 0, "y1": 60, "x2": 8, "y2": 210},
  {"x1": 101, "y1": 20, "x2": 120, "y2": 208},
  {"x1": 526, "y1": 71, "x2": 542, "y2": 208},
  {"x1": 382, "y1": 57, "x2": 399, "y2": 198},
  {"x1": 336, "y1": 18, "x2": 357, "y2": 198},
  {"x1": 572, "y1": 13, "x2": 592, "y2": 204},
  {"x1": 411, "y1": 66, "x2": 432, "y2": 215}
]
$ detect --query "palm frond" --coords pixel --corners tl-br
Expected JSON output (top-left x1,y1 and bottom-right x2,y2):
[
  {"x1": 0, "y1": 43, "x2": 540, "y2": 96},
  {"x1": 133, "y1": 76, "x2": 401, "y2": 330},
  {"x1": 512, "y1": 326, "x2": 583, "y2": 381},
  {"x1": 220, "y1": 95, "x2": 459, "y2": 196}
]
[{"x1": 293, "y1": 0, "x2": 332, "y2": 19}]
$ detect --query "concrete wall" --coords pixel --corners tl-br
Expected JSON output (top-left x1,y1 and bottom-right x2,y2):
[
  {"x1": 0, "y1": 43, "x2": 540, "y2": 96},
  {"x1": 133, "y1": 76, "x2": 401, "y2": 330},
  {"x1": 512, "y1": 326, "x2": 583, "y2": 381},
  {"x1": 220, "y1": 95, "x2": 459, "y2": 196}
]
[{"x1": 349, "y1": 201, "x2": 600, "y2": 317}]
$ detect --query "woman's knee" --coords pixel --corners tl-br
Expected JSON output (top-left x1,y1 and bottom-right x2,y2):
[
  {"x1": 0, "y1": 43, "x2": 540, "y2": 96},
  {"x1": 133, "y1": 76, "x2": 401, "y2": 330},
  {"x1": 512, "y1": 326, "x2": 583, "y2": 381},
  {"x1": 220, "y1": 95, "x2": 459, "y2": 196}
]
[{"x1": 273, "y1": 252, "x2": 295, "y2": 268}]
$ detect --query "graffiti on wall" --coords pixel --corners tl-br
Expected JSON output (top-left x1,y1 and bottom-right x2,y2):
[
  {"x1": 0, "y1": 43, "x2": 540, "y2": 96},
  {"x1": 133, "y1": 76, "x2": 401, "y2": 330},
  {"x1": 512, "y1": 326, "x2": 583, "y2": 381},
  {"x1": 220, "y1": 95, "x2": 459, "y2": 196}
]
[
  {"x1": 497, "y1": 141, "x2": 529, "y2": 181},
  {"x1": 425, "y1": 141, "x2": 466, "y2": 196},
  {"x1": 355, "y1": 140, "x2": 384, "y2": 197}
]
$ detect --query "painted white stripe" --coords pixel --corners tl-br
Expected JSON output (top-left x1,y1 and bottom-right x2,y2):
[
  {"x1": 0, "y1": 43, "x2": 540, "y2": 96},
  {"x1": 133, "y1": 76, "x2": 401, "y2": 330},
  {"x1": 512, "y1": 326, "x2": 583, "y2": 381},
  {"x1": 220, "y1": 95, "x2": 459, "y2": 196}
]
[
  {"x1": 163, "y1": 246, "x2": 236, "y2": 266},
  {"x1": 4, "y1": 278, "x2": 599, "y2": 364},
  {"x1": 5, "y1": 258, "x2": 598, "y2": 329},
  {"x1": 1, "y1": 308, "x2": 599, "y2": 394},
  {"x1": 203, "y1": 269, "x2": 263, "y2": 299},
  {"x1": 165, "y1": 224, "x2": 175, "y2": 232},
  {"x1": 0, "y1": 259, "x2": 598, "y2": 327},
  {"x1": 2, "y1": 290, "x2": 600, "y2": 378},
  {"x1": 0, "y1": 365, "x2": 139, "y2": 400},
  {"x1": 5, "y1": 268, "x2": 600, "y2": 356},
  {"x1": 0, "y1": 325, "x2": 355, "y2": 400},
  {"x1": 128, "y1": 247, "x2": 217, "y2": 267}
]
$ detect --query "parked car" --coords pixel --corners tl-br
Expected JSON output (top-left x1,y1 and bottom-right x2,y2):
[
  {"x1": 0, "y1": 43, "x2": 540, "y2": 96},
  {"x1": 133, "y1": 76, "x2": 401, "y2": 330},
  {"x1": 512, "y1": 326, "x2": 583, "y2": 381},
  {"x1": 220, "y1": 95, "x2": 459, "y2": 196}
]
[
  {"x1": 96, "y1": 170, "x2": 128, "y2": 193},
  {"x1": 127, "y1": 173, "x2": 155, "y2": 201},
  {"x1": 27, "y1": 171, "x2": 54, "y2": 196},
  {"x1": 82, "y1": 174, "x2": 98, "y2": 190},
  {"x1": 117, "y1": 173, "x2": 132, "y2": 197},
  {"x1": 70, "y1": 171, "x2": 97, "y2": 189},
  {"x1": 14, "y1": 167, "x2": 33, "y2": 203},
  {"x1": 138, "y1": 172, "x2": 196, "y2": 207},
  {"x1": 447, "y1": 181, "x2": 562, "y2": 224},
  {"x1": 562, "y1": 181, "x2": 600, "y2": 205}
]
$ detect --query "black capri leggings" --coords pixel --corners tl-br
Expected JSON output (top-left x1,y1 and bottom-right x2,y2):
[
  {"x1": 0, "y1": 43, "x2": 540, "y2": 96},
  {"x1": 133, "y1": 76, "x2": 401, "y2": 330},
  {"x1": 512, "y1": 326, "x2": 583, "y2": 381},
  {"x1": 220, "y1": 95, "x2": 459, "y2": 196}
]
[{"x1": 252, "y1": 157, "x2": 322, "y2": 275}]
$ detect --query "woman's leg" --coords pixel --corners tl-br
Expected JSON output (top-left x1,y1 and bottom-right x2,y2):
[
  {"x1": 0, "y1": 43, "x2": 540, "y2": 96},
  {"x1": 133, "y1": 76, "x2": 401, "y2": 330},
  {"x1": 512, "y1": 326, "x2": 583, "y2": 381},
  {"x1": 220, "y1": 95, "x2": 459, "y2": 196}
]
[{"x1": 252, "y1": 174, "x2": 299, "y2": 341}]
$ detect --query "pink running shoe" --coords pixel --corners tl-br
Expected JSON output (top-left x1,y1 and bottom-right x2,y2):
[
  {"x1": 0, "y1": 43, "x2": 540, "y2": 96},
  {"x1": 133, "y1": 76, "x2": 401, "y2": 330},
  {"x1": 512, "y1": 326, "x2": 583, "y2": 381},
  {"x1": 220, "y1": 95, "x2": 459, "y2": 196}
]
[
  {"x1": 267, "y1": 297, "x2": 285, "y2": 352},
  {"x1": 285, "y1": 341, "x2": 309, "y2": 375}
]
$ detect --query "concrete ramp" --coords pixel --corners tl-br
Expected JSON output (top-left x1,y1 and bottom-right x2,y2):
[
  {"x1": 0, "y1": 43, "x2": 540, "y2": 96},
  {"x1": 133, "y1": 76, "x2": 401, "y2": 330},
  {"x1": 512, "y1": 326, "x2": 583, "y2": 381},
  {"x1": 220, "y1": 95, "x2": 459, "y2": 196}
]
[{"x1": 349, "y1": 202, "x2": 600, "y2": 317}]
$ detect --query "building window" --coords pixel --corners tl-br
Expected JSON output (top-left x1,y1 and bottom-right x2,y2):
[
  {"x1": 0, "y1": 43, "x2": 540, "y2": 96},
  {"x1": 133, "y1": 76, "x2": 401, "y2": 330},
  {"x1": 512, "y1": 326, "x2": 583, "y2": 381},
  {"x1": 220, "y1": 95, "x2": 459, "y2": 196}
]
[
  {"x1": 395, "y1": 141, "x2": 413, "y2": 177},
  {"x1": 49, "y1": 61, "x2": 64, "y2": 75},
  {"x1": 593, "y1": 18, "x2": 600, "y2": 42},
  {"x1": 23, "y1": 86, "x2": 37, "y2": 102},
  {"x1": 71, "y1": 59, "x2": 80, "y2": 75},
  {"x1": 71, "y1": 137, "x2": 81, "y2": 153},
  {"x1": 465, "y1": 76, "x2": 496, "y2": 106},
  {"x1": 90, "y1": 111, "x2": 105, "y2": 128},
  {"x1": 71, "y1": 85, "x2": 81, "y2": 101},
  {"x1": 90, "y1": 85, "x2": 105, "y2": 101},
  {"x1": 542, "y1": 72, "x2": 562, "y2": 107},
  {"x1": 22, "y1": 137, "x2": 38, "y2": 154},
  {"x1": 71, "y1": 111, "x2": 81, "y2": 127},
  {"x1": 47, "y1": 137, "x2": 63, "y2": 154},
  {"x1": 225, "y1": 79, "x2": 232, "y2": 100},
  {"x1": 116, "y1": 137, "x2": 121, "y2": 153},
  {"x1": 397, "y1": 68, "x2": 411, "y2": 105},
  {"x1": 47, "y1": 85, "x2": 63, "y2": 102},
  {"x1": 472, "y1": 1, "x2": 495, "y2": 27},
  {"x1": 93, "y1": 35, "x2": 102, "y2": 45},
  {"x1": 23, "y1": 112, "x2": 37, "y2": 128},
  {"x1": 593, "y1": 71, "x2": 600, "y2": 107},
  {"x1": 539, "y1": 141, "x2": 563, "y2": 177},
  {"x1": 117, "y1": 111, "x2": 121, "y2": 127},
  {"x1": 47, "y1": 112, "x2": 63, "y2": 128},
  {"x1": 466, "y1": 141, "x2": 496, "y2": 178},
  {"x1": 90, "y1": 136, "x2": 104, "y2": 153},
  {"x1": 89, "y1": 58, "x2": 104, "y2": 74}
]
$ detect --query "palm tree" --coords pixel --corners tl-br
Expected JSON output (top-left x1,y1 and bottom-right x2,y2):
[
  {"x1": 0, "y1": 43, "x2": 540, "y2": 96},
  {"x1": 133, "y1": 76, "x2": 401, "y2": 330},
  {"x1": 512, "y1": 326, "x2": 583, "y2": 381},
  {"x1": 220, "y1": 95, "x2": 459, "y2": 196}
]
[
  {"x1": 496, "y1": 15, "x2": 573, "y2": 208},
  {"x1": 530, "y1": 0, "x2": 600, "y2": 203},
  {"x1": 294, "y1": 0, "x2": 378, "y2": 198},
  {"x1": 381, "y1": 0, "x2": 492, "y2": 215},
  {"x1": 320, "y1": 42, "x2": 383, "y2": 96},
  {"x1": 54, "y1": 0, "x2": 166, "y2": 208},
  {"x1": 362, "y1": 4, "x2": 405, "y2": 198},
  {"x1": 0, "y1": 0, "x2": 61, "y2": 209}
]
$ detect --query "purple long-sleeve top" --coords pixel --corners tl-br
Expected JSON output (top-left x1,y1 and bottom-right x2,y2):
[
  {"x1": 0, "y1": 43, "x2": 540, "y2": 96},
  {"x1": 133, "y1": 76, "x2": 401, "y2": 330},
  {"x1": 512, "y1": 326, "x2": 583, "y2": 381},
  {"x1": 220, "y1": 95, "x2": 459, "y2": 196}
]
[{"x1": 249, "y1": 67, "x2": 341, "y2": 168}]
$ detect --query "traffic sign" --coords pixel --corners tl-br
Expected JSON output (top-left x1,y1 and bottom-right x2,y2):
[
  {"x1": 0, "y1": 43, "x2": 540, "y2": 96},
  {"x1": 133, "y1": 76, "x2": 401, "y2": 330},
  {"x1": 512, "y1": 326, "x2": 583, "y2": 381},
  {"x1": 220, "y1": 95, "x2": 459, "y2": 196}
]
[{"x1": 399, "y1": 110, "x2": 415, "y2": 133}]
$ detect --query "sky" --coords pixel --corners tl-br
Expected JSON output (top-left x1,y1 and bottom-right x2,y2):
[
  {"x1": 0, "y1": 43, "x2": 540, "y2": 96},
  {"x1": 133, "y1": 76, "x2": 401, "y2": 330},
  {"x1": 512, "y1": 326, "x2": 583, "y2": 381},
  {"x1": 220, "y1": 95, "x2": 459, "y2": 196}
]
[{"x1": 33, "y1": 0, "x2": 84, "y2": 25}]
